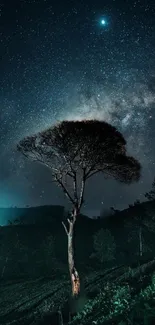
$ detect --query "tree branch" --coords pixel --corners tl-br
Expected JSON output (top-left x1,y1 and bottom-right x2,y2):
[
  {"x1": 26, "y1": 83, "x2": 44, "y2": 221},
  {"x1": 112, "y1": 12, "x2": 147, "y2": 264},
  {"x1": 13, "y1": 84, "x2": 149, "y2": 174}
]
[
  {"x1": 73, "y1": 172, "x2": 78, "y2": 206},
  {"x1": 62, "y1": 154, "x2": 74, "y2": 177},
  {"x1": 67, "y1": 218, "x2": 72, "y2": 225},
  {"x1": 56, "y1": 177, "x2": 75, "y2": 205},
  {"x1": 78, "y1": 168, "x2": 86, "y2": 209},
  {"x1": 62, "y1": 221, "x2": 68, "y2": 235},
  {"x1": 86, "y1": 169, "x2": 101, "y2": 179},
  {"x1": 67, "y1": 171, "x2": 74, "y2": 178},
  {"x1": 85, "y1": 164, "x2": 96, "y2": 179},
  {"x1": 86, "y1": 164, "x2": 115, "y2": 180}
]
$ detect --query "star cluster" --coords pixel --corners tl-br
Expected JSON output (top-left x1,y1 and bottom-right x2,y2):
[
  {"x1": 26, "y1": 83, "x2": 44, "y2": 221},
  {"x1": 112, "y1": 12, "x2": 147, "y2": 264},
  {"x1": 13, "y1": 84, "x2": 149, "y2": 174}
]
[{"x1": 0, "y1": 0, "x2": 155, "y2": 215}]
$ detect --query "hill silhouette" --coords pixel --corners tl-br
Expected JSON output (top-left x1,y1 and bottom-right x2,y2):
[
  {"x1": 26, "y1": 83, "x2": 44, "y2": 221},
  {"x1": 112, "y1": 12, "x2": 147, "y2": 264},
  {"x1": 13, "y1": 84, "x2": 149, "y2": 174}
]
[{"x1": 0, "y1": 205, "x2": 65, "y2": 226}]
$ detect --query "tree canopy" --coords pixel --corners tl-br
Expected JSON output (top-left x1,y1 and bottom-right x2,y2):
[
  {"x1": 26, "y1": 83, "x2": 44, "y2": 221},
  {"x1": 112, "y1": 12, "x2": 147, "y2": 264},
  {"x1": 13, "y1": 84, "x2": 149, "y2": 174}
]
[
  {"x1": 17, "y1": 120, "x2": 140, "y2": 179},
  {"x1": 17, "y1": 119, "x2": 141, "y2": 208}
]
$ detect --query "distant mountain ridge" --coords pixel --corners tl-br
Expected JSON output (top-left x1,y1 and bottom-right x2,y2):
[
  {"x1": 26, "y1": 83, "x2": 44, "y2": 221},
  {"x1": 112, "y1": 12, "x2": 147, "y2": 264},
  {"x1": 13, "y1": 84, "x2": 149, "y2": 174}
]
[
  {"x1": 0, "y1": 199, "x2": 155, "y2": 226},
  {"x1": 0, "y1": 205, "x2": 65, "y2": 226}
]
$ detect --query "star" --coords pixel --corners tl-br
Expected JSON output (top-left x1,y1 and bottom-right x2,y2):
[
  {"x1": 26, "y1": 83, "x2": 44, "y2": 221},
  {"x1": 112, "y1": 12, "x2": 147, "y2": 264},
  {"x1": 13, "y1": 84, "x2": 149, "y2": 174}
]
[
  {"x1": 101, "y1": 19, "x2": 106, "y2": 26},
  {"x1": 0, "y1": 0, "x2": 155, "y2": 218}
]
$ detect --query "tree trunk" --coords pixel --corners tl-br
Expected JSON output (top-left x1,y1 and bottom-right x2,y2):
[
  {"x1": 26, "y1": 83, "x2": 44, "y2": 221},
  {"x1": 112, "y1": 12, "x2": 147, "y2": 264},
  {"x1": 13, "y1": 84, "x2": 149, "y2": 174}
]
[
  {"x1": 68, "y1": 212, "x2": 80, "y2": 297},
  {"x1": 139, "y1": 226, "x2": 142, "y2": 257}
]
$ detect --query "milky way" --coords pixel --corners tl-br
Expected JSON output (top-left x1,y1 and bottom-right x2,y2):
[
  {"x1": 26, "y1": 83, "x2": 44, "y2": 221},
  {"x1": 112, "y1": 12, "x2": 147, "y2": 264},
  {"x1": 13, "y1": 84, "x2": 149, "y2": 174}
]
[{"x1": 0, "y1": 0, "x2": 155, "y2": 218}]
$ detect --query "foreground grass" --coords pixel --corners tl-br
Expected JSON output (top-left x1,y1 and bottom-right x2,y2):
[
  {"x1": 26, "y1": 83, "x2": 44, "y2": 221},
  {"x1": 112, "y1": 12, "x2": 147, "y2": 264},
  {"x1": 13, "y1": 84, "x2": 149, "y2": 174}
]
[
  {"x1": 1, "y1": 260, "x2": 155, "y2": 325},
  {"x1": 0, "y1": 276, "x2": 69, "y2": 324},
  {"x1": 70, "y1": 259, "x2": 155, "y2": 325}
]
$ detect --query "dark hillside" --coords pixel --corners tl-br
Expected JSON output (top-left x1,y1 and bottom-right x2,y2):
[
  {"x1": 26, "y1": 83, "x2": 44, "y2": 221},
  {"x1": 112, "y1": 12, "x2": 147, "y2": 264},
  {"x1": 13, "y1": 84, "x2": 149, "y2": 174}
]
[
  {"x1": 0, "y1": 205, "x2": 65, "y2": 225},
  {"x1": 1, "y1": 200, "x2": 155, "y2": 324}
]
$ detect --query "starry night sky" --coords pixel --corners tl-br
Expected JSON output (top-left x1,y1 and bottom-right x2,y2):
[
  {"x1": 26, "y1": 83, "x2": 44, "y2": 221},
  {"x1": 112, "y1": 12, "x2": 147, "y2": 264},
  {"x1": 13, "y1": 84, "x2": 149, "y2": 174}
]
[{"x1": 0, "y1": 0, "x2": 155, "y2": 217}]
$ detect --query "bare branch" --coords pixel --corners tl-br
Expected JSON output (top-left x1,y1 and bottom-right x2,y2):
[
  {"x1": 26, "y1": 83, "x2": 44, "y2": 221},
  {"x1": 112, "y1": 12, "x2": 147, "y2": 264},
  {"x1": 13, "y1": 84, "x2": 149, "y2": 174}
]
[
  {"x1": 67, "y1": 218, "x2": 72, "y2": 225},
  {"x1": 62, "y1": 221, "x2": 68, "y2": 235},
  {"x1": 73, "y1": 172, "x2": 79, "y2": 206},
  {"x1": 85, "y1": 163, "x2": 98, "y2": 179},
  {"x1": 67, "y1": 171, "x2": 74, "y2": 178},
  {"x1": 78, "y1": 168, "x2": 86, "y2": 209},
  {"x1": 62, "y1": 154, "x2": 74, "y2": 177},
  {"x1": 56, "y1": 177, "x2": 75, "y2": 205},
  {"x1": 86, "y1": 169, "x2": 102, "y2": 179}
]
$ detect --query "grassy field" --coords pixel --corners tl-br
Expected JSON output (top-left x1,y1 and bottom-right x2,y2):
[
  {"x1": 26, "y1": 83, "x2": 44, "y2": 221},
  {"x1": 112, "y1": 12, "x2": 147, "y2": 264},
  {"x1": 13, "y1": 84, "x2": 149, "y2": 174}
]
[
  {"x1": 1, "y1": 260, "x2": 155, "y2": 325},
  {"x1": 0, "y1": 276, "x2": 70, "y2": 325},
  {"x1": 1, "y1": 201, "x2": 155, "y2": 324}
]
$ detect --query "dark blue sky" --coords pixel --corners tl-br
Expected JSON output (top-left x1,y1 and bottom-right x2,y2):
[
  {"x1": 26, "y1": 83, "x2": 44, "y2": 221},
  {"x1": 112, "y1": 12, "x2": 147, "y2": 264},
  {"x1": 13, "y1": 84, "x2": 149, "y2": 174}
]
[{"x1": 0, "y1": 0, "x2": 155, "y2": 218}]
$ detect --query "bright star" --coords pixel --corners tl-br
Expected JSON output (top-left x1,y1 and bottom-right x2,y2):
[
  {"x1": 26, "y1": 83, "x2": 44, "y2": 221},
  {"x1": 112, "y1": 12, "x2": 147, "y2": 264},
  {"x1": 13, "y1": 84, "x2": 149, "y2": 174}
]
[{"x1": 101, "y1": 19, "x2": 106, "y2": 25}]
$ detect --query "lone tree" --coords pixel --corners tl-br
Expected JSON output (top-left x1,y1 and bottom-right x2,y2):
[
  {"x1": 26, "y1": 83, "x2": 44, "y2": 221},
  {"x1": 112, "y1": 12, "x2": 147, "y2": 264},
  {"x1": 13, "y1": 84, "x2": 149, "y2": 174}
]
[
  {"x1": 91, "y1": 228, "x2": 116, "y2": 264},
  {"x1": 17, "y1": 120, "x2": 141, "y2": 297}
]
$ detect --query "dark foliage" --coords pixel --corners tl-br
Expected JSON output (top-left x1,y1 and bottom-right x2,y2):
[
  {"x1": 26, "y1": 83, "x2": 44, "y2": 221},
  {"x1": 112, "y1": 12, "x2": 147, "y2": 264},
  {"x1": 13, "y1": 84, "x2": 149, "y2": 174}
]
[
  {"x1": 145, "y1": 177, "x2": 155, "y2": 201},
  {"x1": 17, "y1": 120, "x2": 141, "y2": 189}
]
